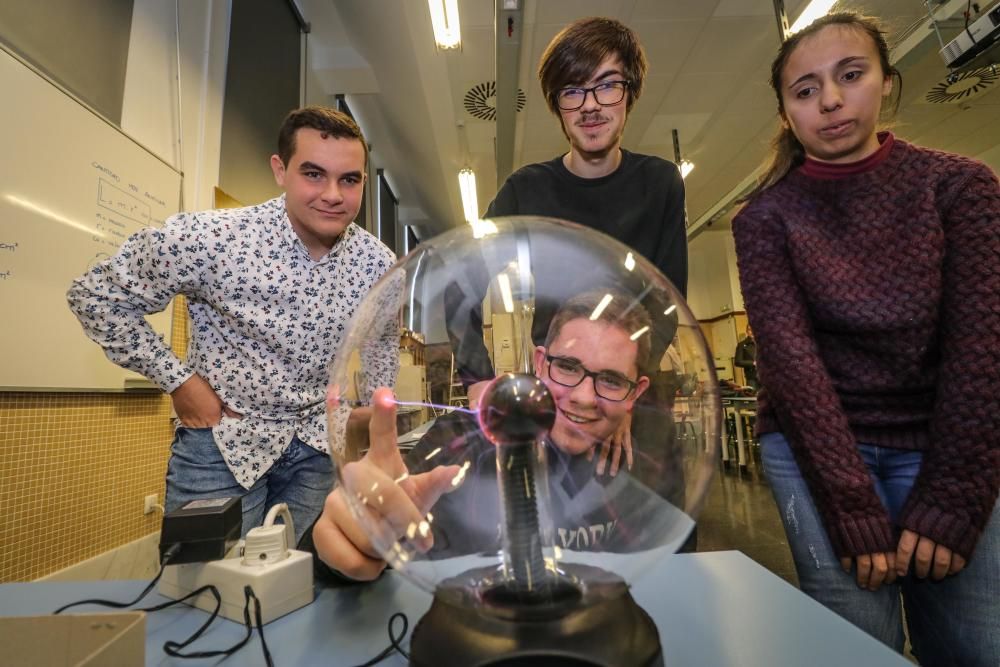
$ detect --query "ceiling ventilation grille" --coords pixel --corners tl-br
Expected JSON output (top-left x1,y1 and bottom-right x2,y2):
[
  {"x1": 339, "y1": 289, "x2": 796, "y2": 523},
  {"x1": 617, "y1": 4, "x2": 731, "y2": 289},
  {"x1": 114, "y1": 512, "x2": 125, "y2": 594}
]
[
  {"x1": 925, "y1": 65, "x2": 1000, "y2": 103},
  {"x1": 464, "y1": 81, "x2": 526, "y2": 121}
]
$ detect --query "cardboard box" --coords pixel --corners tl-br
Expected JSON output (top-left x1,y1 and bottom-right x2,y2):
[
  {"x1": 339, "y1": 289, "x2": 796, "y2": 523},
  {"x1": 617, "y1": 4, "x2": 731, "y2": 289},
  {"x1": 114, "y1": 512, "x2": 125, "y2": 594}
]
[{"x1": 0, "y1": 611, "x2": 145, "y2": 666}]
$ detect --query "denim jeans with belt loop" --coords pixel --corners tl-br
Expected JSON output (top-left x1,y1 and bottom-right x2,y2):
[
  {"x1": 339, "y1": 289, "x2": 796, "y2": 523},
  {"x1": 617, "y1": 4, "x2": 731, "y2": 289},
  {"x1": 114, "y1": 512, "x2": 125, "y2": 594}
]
[{"x1": 164, "y1": 426, "x2": 333, "y2": 547}]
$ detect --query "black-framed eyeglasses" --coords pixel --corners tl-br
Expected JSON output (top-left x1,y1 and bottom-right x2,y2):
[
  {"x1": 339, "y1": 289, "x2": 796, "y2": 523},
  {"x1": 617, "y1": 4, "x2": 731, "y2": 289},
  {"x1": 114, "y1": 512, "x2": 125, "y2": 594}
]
[
  {"x1": 556, "y1": 80, "x2": 630, "y2": 111},
  {"x1": 544, "y1": 354, "x2": 638, "y2": 401}
]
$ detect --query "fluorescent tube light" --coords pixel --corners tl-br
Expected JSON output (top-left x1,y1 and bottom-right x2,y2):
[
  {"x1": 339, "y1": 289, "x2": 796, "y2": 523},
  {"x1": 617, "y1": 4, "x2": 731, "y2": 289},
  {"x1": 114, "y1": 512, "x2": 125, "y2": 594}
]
[
  {"x1": 458, "y1": 168, "x2": 478, "y2": 223},
  {"x1": 428, "y1": 0, "x2": 461, "y2": 49},
  {"x1": 788, "y1": 0, "x2": 837, "y2": 35}
]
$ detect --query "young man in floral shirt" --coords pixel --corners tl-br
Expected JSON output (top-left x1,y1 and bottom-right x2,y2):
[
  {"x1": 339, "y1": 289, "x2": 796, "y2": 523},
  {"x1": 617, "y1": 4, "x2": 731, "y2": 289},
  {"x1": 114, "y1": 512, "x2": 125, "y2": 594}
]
[{"x1": 68, "y1": 107, "x2": 397, "y2": 542}]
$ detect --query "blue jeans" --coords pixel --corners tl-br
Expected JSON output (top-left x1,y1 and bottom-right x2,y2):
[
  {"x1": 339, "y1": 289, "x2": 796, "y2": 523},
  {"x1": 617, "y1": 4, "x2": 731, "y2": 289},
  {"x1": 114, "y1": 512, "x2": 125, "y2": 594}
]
[
  {"x1": 164, "y1": 427, "x2": 333, "y2": 546},
  {"x1": 760, "y1": 432, "x2": 999, "y2": 667}
]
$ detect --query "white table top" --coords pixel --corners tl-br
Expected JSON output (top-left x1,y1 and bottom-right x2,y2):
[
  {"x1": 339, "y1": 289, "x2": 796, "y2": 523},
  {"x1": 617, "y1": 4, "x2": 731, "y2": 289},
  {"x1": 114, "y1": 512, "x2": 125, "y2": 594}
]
[{"x1": 0, "y1": 551, "x2": 908, "y2": 666}]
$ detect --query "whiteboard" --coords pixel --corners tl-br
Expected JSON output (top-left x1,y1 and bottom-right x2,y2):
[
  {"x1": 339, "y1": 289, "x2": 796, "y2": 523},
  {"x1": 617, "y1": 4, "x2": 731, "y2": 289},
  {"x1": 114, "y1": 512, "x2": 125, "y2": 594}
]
[{"x1": 0, "y1": 46, "x2": 182, "y2": 391}]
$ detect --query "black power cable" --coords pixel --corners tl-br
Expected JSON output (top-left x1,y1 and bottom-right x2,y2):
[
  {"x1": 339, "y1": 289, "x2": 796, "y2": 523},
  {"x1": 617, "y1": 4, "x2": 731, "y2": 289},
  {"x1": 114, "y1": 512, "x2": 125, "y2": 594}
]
[
  {"x1": 50, "y1": 544, "x2": 272, "y2": 666},
  {"x1": 155, "y1": 586, "x2": 230, "y2": 658},
  {"x1": 53, "y1": 541, "x2": 407, "y2": 667},
  {"x1": 52, "y1": 543, "x2": 181, "y2": 615},
  {"x1": 352, "y1": 612, "x2": 410, "y2": 667},
  {"x1": 247, "y1": 586, "x2": 274, "y2": 666},
  {"x1": 157, "y1": 585, "x2": 269, "y2": 665}
]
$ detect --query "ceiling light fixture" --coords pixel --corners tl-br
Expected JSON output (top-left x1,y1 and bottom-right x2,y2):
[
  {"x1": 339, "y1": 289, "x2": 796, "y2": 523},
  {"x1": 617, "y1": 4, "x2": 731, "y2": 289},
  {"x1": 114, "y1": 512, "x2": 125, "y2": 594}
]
[
  {"x1": 672, "y1": 129, "x2": 695, "y2": 181},
  {"x1": 788, "y1": 0, "x2": 837, "y2": 35},
  {"x1": 428, "y1": 0, "x2": 461, "y2": 49},
  {"x1": 458, "y1": 168, "x2": 478, "y2": 223}
]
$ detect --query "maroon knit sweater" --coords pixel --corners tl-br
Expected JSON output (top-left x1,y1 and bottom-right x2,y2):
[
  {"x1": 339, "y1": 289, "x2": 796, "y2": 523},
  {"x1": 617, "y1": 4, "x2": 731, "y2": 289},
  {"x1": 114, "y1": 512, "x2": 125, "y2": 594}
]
[{"x1": 733, "y1": 134, "x2": 1000, "y2": 560}]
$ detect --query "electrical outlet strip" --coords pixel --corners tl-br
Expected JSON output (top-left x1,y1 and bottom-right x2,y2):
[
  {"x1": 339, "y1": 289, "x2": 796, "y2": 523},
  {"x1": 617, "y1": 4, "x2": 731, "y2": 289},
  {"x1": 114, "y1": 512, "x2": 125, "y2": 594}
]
[{"x1": 158, "y1": 547, "x2": 314, "y2": 625}]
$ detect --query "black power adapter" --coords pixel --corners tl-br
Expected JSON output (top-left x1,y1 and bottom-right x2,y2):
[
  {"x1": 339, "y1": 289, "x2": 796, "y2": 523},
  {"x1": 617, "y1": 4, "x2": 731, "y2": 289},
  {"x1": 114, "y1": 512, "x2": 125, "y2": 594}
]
[{"x1": 159, "y1": 496, "x2": 243, "y2": 565}]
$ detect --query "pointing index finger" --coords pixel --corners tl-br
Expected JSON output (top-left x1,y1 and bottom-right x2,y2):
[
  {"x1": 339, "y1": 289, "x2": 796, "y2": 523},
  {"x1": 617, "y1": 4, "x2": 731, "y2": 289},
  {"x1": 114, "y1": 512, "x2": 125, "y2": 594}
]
[{"x1": 366, "y1": 387, "x2": 400, "y2": 463}]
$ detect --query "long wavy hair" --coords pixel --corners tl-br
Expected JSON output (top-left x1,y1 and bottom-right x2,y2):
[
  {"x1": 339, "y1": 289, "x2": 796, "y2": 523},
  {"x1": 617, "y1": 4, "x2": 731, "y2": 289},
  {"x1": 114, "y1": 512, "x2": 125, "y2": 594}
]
[{"x1": 742, "y1": 13, "x2": 902, "y2": 201}]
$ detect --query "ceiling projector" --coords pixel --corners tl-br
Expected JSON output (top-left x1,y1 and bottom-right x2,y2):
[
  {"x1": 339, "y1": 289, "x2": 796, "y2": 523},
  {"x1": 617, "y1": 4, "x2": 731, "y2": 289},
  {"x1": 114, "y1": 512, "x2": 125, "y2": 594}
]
[{"x1": 941, "y1": 5, "x2": 1000, "y2": 69}]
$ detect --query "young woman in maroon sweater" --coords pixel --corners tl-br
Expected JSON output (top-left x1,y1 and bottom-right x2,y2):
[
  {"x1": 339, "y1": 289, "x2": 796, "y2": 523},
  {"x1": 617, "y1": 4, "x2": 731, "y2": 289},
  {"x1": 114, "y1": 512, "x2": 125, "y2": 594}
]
[{"x1": 733, "y1": 13, "x2": 999, "y2": 666}]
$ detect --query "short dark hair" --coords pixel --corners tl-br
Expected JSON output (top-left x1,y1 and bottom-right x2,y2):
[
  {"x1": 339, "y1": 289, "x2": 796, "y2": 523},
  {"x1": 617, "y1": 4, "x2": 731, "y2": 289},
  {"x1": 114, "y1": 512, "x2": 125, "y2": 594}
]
[
  {"x1": 538, "y1": 17, "x2": 648, "y2": 116},
  {"x1": 545, "y1": 289, "x2": 652, "y2": 375},
  {"x1": 276, "y1": 106, "x2": 368, "y2": 167}
]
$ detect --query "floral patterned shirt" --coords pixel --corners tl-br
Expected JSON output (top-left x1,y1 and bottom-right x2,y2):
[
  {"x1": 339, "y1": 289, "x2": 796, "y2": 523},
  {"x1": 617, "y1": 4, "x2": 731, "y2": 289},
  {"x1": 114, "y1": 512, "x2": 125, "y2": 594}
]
[{"x1": 68, "y1": 195, "x2": 398, "y2": 488}]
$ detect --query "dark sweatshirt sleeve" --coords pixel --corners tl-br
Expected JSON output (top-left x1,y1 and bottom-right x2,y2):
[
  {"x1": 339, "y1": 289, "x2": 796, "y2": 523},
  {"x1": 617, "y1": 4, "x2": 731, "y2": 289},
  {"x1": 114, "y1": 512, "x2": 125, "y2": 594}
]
[
  {"x1": 297, "y1": 518, "x2": 383, "y2": 586},
  {"x1": 733, "y1": 205, "x2": 895, "y2": 558},
  {"x1": 442, "y1": 179, "x2": 521, "y2": 388},
  {"x1": 652, "y1": 164, "x2": 689, "y2": 298},
  {"x1": 898, "y1": 163, "x2": 1000, "y2": 559},
  {"x1": 444, "y1": 274, "x2": 494, "y2": 388}
]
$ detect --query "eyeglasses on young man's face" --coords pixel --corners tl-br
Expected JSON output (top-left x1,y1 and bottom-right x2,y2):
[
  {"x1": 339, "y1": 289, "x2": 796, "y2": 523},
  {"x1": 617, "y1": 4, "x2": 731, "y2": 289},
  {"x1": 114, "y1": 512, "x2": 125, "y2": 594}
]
[
  {"x1": 556, "y1": 80, "x2": 630, "y2": 111},
  {"x1": 544, "y1": 354, "x2": 638, "y2": 401}
]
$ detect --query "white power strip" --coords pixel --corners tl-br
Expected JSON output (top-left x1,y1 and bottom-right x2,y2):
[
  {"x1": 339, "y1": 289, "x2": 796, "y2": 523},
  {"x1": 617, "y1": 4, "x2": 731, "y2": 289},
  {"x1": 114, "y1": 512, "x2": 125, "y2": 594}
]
[{"x1": 158, "y1": 546, "x2": 314, "y2": 625}]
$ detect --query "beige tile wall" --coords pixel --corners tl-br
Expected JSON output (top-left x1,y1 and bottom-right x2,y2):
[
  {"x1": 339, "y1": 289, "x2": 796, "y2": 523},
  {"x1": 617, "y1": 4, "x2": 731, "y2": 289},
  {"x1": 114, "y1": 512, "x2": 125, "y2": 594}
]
[{"x1": 0, "y1": 298, "x2": 188, "y2": 582}]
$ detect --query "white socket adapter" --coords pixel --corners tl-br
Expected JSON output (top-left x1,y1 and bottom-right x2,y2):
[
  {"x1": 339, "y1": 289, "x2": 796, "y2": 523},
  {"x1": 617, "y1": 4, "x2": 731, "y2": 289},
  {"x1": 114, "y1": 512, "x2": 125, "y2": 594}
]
[
  {"x1": 242, "y1": 504, "x2": 296, "y2": 566},
  {"x1": 158, "y1": 503, "x2": 313, "y2": 624}
]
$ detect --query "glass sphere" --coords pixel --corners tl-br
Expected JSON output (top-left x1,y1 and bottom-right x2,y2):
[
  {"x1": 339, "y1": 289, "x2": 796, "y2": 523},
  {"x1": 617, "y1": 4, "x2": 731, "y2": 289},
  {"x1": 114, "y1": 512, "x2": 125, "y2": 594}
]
[{"x1": 327, "y1": 216, "x2": 720, "y2": 608}]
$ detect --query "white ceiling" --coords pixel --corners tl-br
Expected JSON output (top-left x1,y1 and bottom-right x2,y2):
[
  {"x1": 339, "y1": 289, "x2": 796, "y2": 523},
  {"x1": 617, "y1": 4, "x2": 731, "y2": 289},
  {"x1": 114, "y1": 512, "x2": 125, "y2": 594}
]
[{"x1": 312, "y1": 0, "x2": 1000, "y2": 238}]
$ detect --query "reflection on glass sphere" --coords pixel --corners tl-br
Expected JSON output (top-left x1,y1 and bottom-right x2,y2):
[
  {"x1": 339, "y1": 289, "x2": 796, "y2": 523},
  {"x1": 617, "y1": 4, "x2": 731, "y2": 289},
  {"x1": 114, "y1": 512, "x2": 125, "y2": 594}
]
[
  {"x1": 327, "y1": 216, "x2": 720, "y2": 608},
  {"x1": 478, "y1": 373, "x2": 556, "y2": 445}
]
